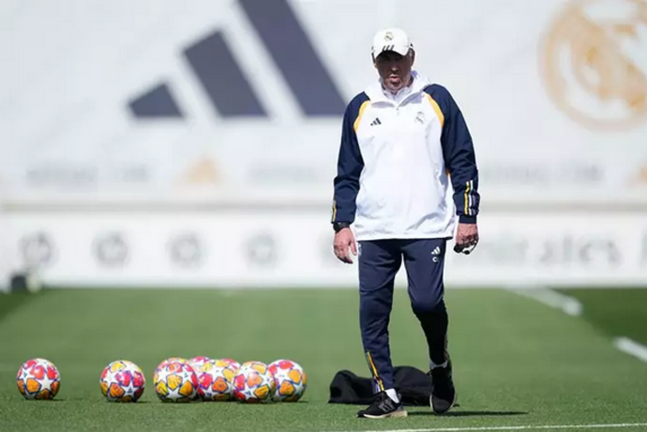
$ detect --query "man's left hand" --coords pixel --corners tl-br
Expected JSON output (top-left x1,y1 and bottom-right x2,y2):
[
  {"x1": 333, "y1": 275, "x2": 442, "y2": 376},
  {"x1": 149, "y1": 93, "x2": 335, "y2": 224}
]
[{"x1": 454, "y1": 223, "x2": 479, "y2": 255}]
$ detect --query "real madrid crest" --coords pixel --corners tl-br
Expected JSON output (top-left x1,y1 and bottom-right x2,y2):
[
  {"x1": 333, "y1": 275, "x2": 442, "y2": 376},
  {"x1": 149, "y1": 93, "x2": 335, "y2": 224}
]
[{"x1": 540, "y1": 0, "x2": 647, "y2": 131}]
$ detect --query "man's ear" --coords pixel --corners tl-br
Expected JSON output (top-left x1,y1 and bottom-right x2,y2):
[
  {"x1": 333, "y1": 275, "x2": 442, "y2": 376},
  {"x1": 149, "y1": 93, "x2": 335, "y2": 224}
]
[
  {"x1": 409, "y1": 49, "x2": 416, "y2": 65},
  {"x1": 372, "y1": 54, "x2": 377, "y2": 68}
]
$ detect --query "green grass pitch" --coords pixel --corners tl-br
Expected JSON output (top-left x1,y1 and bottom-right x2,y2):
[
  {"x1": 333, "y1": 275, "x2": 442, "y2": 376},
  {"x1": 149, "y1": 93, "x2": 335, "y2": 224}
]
[{"x1": 0, "y1": 288, "x2": 646, "y2": 432}]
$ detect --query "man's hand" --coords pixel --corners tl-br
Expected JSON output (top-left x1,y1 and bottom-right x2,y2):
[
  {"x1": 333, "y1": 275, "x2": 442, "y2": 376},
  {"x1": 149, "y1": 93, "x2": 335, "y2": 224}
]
[
  {"x1": 454, "y1": 223, "x2": 479, "y2": 255},
  {"x1": 333, "y1": 228, "x2": 357, "y2": 264}
]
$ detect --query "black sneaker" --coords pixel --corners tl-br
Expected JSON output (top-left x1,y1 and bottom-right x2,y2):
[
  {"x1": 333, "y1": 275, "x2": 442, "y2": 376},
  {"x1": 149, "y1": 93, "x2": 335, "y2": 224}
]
[
  {"x1": 428, "y1": 360, "x2": 457, "y2": 414},
  {"x1": 356, "y1": 391, "x2": 407, "y2": 419}
]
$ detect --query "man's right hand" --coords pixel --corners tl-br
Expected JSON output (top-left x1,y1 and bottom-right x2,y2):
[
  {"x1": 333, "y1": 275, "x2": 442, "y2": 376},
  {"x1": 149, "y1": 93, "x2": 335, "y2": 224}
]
[{"x1": 333, "y1": 228, "x2": 357, "y2": 264}]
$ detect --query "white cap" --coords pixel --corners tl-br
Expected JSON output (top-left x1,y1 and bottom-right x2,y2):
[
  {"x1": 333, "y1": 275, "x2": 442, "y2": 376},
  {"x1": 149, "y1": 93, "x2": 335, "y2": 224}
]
[{"x1": 371, "y1": 27, "x2": 413, "y2": 58}]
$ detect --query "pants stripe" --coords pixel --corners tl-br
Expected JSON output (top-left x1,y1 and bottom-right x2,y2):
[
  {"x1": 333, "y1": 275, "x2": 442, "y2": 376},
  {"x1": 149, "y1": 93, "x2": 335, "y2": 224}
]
[{"x1": 366, "y1": 351, "x2": 385, "y2": 391}]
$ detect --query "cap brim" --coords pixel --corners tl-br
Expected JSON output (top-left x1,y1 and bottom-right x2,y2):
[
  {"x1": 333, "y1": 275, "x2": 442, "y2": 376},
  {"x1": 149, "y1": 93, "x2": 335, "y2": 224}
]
[{"x1": 373, "y1": 44, "x2": 410, "y2": 57}]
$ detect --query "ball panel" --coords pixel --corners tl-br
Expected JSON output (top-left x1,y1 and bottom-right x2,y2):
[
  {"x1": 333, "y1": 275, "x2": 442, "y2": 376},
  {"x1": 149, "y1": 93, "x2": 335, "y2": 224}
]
[
  {"x1": 109, "y1": 383, "x2": 125, "y2": 398},
  {"x1": 288, "y1": 369, "x2": 303, "y2": 384},
  {"x1": 156, "y1": 381, "x2": 169, "y2": 396},
  {"x1": 26, "y1": 378, "x2": 41, "y2": 393},
  {"x1": 279, "y1": 380, "x2": 296, "y2": 396},
  {"x1": 50, "y1": 381, "x2": 60, "y2": 397},
  {"x1": 179, "y1": 380, "x2": 194, "y2": 397},
  {"x1": 46, "y1": 367, "x2": 58, "y2": 380},
  {"x1": 246, "y1": 372, "x2": 262, "y2": 388},
  {"x1": 213, "y1": 376, "x2": 228, "y2": 393},
  {"x1": 35, "y1": 389, "x2": 51, "y2": 400},
  {"x1": 167, "y1": 374, "x2": 182, "y2": 391}
]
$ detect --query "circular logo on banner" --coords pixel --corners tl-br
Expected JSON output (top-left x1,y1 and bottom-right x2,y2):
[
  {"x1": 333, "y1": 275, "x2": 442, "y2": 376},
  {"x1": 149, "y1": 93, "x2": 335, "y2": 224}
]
[
  {"x1": 245, "y1": 233, "x2": 277, "y2": 267},
  {"x1": 540, "y1": 0, "x2": 647, "y2": 130},
  {"x1": 168, "y1": 233, "x2": 203, "y2": 267},
  {"x1": 20, "y1": 232, "x2": 54, "y2": 270},
  {"x1": 93, "y1": 233, "x2": 129, "y2": 267}
]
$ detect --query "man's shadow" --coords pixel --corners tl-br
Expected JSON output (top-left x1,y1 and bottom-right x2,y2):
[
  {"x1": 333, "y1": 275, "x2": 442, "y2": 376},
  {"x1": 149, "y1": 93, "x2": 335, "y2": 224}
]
[{"x1": 408, "y1": 410, "x2": 528, "y2": 417}]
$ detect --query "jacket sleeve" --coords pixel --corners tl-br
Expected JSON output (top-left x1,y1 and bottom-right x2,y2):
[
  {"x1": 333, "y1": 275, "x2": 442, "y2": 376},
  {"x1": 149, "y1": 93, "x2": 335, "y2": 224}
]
[
  {"x1": 425, "y1": 85, "x2": 480, "y2": 223},
  {"x1": 331, "y1": 94, "x2": 368, "y2": 224}
]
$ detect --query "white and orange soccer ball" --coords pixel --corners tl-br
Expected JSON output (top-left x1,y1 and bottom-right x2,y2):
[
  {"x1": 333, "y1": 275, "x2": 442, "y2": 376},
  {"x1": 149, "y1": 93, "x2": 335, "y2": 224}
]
[
  {"x1": 100, "y1": 360, "x2": 145, "y2": 403},
  {"x1": 154, "y1": 359, "x2": 198, "y2": 403},
  {"x1": 232, "y1": 361, "x2": 276, "y2": 403},
  {"x1": 196, "y1": 359, "x2": 237, "y2": 401},
  {"x1": 268, "y1": 359, "x2": 307, "y2": 402},
  {"x1": 16, "y1": 358, "x2": 61, "y2": 400}
]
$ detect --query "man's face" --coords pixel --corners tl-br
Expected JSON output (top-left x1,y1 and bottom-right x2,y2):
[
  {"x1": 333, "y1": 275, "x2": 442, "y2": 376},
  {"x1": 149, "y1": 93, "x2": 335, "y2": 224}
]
[{"x1": 373, "y1": 50, "x2": 414, "y2": 93}]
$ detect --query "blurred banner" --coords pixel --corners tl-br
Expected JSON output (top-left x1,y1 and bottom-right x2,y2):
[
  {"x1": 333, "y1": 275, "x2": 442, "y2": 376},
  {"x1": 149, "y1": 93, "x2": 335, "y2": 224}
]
[
  {"x1": 1, "y1": 0, "x2": 646, "y2": 206},
  {"x1": 4, "y1": 211, "x2": 647, "y2": 288},
  {"x1": 1, "y1": 0, "x2": 647, "y2": 287}
]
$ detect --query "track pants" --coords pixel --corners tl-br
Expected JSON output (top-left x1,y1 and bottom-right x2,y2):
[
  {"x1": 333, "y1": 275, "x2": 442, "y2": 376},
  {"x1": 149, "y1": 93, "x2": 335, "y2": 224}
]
[{"x1": 358, "y1": 238, "x2": 449, "y2": 393}]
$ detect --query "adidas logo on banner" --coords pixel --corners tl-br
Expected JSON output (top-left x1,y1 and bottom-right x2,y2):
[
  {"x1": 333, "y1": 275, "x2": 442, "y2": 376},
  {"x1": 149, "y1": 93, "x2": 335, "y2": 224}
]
[
  {"x1": 370, "y1": 117, "x2": 382, "y2": 126},
  {"x1": 127, "y1": 0, "x2": 345, "y2": 120}
]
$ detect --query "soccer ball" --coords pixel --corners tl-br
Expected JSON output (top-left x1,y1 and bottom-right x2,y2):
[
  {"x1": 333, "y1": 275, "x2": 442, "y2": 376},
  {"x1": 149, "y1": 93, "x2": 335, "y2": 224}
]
[
  {"x1": 154, "y1": 359, "x2": 198, "y2": 403},
  {"x1": 99, "y1": 360, "x2": 145, "y2": 402},
  {"x1": 196, "y1": 359, "x2": 237, "y2": 401},
  {"x1": 16, "y1": 358, "x2": 61, "y2": 400},
  {"x1": 232, "y1": 361, "x2": 276, "y2": 403},
  {"x1": 268, "y1": 359, "x2": 307, "y2": 402}
]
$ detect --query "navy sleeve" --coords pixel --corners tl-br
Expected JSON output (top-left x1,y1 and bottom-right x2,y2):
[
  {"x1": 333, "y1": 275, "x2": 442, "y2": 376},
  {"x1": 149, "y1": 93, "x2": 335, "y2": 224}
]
[
  {"x1": 425, "y1": 84, "x2": 480, "y2": 223},
  {"x1": 331, "y1": 93, "x2": 369, "y2": 224}
]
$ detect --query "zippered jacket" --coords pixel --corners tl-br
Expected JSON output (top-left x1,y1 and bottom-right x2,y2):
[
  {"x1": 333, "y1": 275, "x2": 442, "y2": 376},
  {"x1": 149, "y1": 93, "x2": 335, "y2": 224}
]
[{"x1": 332, "y1": 71, "x2": 479, "y2": 241}]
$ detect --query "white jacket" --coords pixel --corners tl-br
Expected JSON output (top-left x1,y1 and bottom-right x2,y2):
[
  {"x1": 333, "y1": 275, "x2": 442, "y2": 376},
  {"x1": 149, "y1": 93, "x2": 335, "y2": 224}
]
[{"x1": 332, "y1": 71, "x2": 479, "y2": 241}]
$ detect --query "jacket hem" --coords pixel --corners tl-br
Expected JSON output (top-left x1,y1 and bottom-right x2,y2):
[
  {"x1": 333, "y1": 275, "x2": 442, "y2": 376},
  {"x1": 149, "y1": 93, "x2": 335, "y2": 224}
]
[{"x1": 355, "y1": 232, "x2": 454, "y2": 242}]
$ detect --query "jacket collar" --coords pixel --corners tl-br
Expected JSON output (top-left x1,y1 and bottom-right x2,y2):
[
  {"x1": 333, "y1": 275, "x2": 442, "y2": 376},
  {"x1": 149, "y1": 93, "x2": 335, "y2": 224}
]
[{"x1": 365, "y1": 70, "x2": 431, "y2": 105}]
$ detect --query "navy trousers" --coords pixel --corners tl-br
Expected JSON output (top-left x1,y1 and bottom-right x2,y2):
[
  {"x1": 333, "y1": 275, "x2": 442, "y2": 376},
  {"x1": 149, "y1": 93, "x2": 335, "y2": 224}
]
[{"x1": 358, "y1": 238, "x2": 449, "y2": 392}]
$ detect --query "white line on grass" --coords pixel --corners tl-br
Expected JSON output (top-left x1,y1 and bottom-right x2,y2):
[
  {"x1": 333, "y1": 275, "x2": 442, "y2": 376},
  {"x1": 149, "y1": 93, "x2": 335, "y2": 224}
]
[
  {"x1": 328, "y1": 422, "x2": 647, "y2": 432},
  {"x1": 506, "y1": 287, "x2": 583, "y2": 317},
  {"x1": 614, "y1": 337, "x2": 647, "y2": 363}
]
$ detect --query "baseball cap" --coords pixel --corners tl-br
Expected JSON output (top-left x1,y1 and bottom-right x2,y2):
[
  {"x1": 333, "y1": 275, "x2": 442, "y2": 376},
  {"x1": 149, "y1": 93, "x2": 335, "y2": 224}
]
[{"x1": 371, "y1": 27, "x2": 413, "y2": 58}]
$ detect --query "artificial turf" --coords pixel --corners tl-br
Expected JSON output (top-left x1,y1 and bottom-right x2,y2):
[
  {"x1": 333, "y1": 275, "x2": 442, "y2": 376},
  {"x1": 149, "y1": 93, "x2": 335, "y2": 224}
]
[{"x1": 0, "y1": 288, "x2": 646, "y2": 431}]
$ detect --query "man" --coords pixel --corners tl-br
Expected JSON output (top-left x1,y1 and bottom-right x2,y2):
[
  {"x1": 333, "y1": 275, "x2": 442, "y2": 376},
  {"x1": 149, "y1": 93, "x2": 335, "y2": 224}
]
[{"x1": 331, "y1": 27, "x2": 480, "y2": 419}]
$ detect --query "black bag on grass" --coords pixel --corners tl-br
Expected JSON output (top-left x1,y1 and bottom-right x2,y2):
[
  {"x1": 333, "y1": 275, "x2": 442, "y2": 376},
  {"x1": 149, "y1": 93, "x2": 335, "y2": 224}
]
[{"x1": 328, "y1": 366, "x2": 431, "y2": 406}]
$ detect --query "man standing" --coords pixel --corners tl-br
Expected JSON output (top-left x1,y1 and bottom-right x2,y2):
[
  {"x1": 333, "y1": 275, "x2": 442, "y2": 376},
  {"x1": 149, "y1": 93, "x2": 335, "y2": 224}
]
[{"x1": 331, "y1": 27, "x2": 480, "y2": 419}]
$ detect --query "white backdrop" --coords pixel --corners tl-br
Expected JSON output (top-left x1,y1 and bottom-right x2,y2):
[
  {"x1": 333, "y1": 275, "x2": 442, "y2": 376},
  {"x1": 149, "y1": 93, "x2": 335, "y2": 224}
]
[
  {"x1": 1, "y1": 0, "x2": 646, "y2": 204},
  {"x1": 1, "y1": 0, "x2": 647, "y2": 287},
  {"x1": 3, "y1": 211, "x2": 647, "y2": 288}
]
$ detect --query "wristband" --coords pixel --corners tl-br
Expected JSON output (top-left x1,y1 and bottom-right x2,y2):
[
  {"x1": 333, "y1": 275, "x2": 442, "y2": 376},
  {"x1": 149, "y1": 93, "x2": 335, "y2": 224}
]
[{"x1": 333, "y1": 222, "x2": 350, "y2": 233}]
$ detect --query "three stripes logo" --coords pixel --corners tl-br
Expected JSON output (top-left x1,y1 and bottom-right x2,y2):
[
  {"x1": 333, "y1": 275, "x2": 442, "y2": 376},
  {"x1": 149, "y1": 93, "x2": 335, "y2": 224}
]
[
  {"x1": 127, "y1": 0, "x2": 345, "y2": 120},
  {"x1": 369, "y1": 117, "x2": 382, "y2": 126}
]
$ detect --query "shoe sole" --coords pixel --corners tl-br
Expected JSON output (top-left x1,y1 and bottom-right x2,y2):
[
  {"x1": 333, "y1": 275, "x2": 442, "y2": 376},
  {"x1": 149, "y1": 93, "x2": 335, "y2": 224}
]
[
  {"x1": 430, "y1": 392, "x2": 457, "y2": 414},
  {"x1": 361, "y1": 410, "x2": 408, "y2": 419}
]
